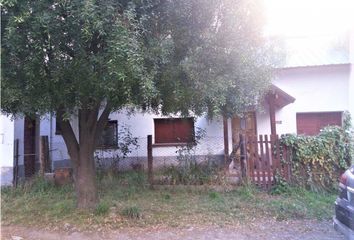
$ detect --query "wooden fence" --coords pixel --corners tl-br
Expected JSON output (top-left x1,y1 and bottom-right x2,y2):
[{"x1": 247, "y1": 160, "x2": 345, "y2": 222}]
[{"x1": 241, "y1": 134, "x2": 291, "y2": 189}]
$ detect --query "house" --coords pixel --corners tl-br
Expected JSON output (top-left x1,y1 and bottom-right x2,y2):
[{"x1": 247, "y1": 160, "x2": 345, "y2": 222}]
[
  {"x1": 0, "y1": 115, "x2": 15, "y2": 186},
  {"x1": 1, "y1": 33, "x2": 354, "y2": 185}
]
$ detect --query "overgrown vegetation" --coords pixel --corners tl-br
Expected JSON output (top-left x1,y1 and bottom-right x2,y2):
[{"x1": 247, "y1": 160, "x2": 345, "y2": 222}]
[
  {"x1": 1, "y1": 172, "x2": 336, "y2": 230},
  {"x1": 159, "y1": 128, "x2": 224, "y2": 185},
  {"x1": 95, "y1": 124, "x2": 139, "y2": 178},
  {"x1": 280, "y1": 112, "x2": 354, "y2": 192}
]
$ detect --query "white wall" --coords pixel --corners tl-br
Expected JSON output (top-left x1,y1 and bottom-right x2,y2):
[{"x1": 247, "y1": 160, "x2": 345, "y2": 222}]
[
  {"x1": 14, "y1": 118, "x2": 24, "y2": 166},
  {"x1": 98, "y1": 111, "x2": 225, "y2": 158},
  {"x1": 33, "y1": 111, "x2": 226, "y2": 167},
  {"x1": 349, "y1": 30, "x2": 354, "y2": 130},
  {"x1": 0, "y1": 114, "x2": 14, "y2": 185},
  {"x1": 268, "y1": 64, "x2": 351, "y2": 134}
]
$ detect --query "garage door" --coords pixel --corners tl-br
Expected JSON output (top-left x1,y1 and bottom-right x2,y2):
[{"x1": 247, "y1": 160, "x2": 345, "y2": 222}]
[{"x1": 296, "y1": 112, "x2": 342, "y2": 135}]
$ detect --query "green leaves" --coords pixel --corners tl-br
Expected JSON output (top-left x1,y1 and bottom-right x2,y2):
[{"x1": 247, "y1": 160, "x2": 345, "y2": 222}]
[
  {"x1": 280, "y1": 117, "x2": 354, "y2": 191},
  {"x1": 2, "y1": 0, "x2": 279, "y2": 119},
  {"x1": 2, "y1": 0, "x2": 150, "y2": 115},
  {"x1": 147, "y1": 0, "x2": 278, "y2": 117}
]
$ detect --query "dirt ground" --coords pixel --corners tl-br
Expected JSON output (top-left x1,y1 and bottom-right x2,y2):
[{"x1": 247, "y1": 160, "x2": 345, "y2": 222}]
[{"x1": 1, "y1": 219, "x2": 344, "y2": 240}]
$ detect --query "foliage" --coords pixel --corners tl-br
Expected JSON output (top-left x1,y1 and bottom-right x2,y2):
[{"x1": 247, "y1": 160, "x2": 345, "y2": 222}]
[
  {"x1": 121, "y1": 206, "x2": 141, "y2": 219},
  {"x1": 271, "y1": 171, "x2": 291, "y2": 195},
  {"x1": 161, "y1": 128, "x2": 223, "y2": 185},
  {"x1": 208, "y1": 191, "x2": 220, "y2": 200},
  {"x1": 95, "y1": 202, "x2": 109, "y2": 216},
  {"x1": 1, "y1": 0, "x2": 153, "y2": 115},
  {"x1": 95, "y1": 124, "x2": 139, "y2": 175},
  {"x1": 1, "y1": 0, "x2": 280, "y2": 207},
  {"x1": 1, "y1": 0, "x2": 279, "y2": 118},
  {"x1": 149, "y1": 0, "x2": 282, "y2": 117},
  {"x1": 162, "y1": 162, "x2": 222, "y2": 185},
  {"x1": 280, "y1": 112, "x2": 354, "y2": 191},
  {"x1": 2, "y1": 174, "x2": 336, "y2": 230}
]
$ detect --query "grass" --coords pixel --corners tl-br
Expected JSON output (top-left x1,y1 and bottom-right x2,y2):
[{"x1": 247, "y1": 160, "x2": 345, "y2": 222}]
[{"x1": 1, "y1": 172, "x2": 337, "y2": 230}]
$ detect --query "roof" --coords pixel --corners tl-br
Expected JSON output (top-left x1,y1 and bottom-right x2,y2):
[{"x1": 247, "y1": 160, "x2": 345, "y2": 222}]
[
  {"x1": 282, "y1": 35, "x2": 350, "y2": 68},
  {"x1": 270, "y1": 84, "x2": 296, "y2": 108}
]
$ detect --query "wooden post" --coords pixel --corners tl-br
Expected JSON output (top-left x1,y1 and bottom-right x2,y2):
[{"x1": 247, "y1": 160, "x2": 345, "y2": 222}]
[
  {"x1": 147, "y1": 135, "x2": 153, "y2": 186},
  {"x1": 239, "y1": 134, "x2": 247, "y2": 179},
  {"x1": 39, "y1": 136, "x2": 50, "y2": 175},
  {"x1": 265, "y1": 135, "x2": 272, "y2": 189},
  {"x1": 13, "y1": 139, "x2": 19, "y2": 187},
  {"x1": 268, "y1": 94, "x2": 277, "y2": 136},
  {"x1": 223, "y1": 116, "x2": 229, "y2": 170}
]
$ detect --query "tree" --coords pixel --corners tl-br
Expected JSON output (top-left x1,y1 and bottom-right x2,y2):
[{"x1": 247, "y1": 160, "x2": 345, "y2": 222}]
[
  {"x1": 2, "y1": 0, "x2": 153, "y2": 208},
  {"x1": 1, "y1": 0, "x2": 278, "y2": 208},
  {"x1": 148, "y1": 0, "x2": 281, "y2": 117}
]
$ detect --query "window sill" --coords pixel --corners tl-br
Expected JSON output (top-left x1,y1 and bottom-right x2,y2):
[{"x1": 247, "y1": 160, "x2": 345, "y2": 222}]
[
  {"x1": 96, "y1": 146, "x2": 118, "y2": 150},
  {"x1": 152, "y1": 142, "x2": 192, "y2": 147}
]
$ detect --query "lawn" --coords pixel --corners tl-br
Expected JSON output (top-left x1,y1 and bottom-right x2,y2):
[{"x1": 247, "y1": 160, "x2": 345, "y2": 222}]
[{"x1": 1, "y1": 172, "x2": 337, "y2": 231}]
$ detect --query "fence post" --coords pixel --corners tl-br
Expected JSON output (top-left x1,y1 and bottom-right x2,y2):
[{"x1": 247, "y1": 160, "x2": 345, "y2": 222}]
[
  {"x1": 13, "y1": 139, "x2": 19, "y2": 187},
  {"x1": 239, "y1": 134, "x2": 247, "y2": 179},
  {"x1": 223, "y1": 116, "x2": 229, "y2": 171},
  {"x1": 147, "y1": 135, "x2": 153, "y2": 187},
  {"x1": 39, "y1": 136, "x2": 50, "y2": 175}
]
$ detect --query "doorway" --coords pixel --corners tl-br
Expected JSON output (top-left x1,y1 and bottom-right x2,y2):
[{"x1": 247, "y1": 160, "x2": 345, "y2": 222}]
[{"x1": 24, "y1": 116, "x2": 36, "y2": 177}]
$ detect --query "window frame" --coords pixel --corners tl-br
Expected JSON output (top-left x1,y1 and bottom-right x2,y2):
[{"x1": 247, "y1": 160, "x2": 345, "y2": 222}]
[{"x1": 96, "y1": 120, "x2": 118, "y2": 149}]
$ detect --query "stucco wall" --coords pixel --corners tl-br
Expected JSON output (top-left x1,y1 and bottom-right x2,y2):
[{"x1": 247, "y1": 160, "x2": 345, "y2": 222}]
[
  {"x1": 266, "y1": 64, "x2": 352, "y2": 135},
  {"x1": 0, "y1": 115, "x2": 14, "y2": 185},
  {"x1": 349, "y1": 30, "x2": 354, "y2": 131},
  {"x1": 18, "y1": 112, "x2": 227, "y2": 170}
]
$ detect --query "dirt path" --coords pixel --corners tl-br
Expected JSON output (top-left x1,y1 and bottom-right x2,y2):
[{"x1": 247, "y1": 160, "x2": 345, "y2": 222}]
[{"x1": 1, "y1": 219, "x2": 344, "y2": 240}]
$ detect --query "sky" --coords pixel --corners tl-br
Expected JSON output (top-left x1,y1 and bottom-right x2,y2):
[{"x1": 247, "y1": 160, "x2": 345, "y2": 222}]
[{"x1": 264, "y1": 0, "x2": 354, "y2": 37}]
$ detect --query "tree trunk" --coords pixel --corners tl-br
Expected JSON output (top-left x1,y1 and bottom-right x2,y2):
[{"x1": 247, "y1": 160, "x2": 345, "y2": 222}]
[
  {"x1": 74, "y1": 143, "x2": 98, "y2": 209},
  {"x1": 57, "y1": 102, "x2": 111, "y2": 209}
]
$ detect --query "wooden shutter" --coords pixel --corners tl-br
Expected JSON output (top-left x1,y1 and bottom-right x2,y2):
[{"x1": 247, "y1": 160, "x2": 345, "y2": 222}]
[
  {"x1": 296, "y1": 112, "x2": 342, "y2": 135},
  {"x1": 154, "y1": 118, "x2": 194, "y2": 144}
]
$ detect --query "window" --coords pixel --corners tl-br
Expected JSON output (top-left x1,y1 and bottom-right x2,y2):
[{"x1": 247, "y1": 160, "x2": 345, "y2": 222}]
[
  {"x1": 296, "y1": 112, "x2": 342, "y2": 135},
  {"x1": 154, "y1": 118, "x2": 194, "y2": 145},
  {"x1": 97, "y1": 120, "x2": 118, "y2": 148}
]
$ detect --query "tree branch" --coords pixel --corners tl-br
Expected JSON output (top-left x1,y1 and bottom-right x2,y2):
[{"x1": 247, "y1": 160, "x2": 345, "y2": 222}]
[
  {"x1": 57, "y1": 109, "x2": 79, "y2": 166},
  {"x1": 93, "y1": 102, "x2": 111, "y2": 147},
  {"x1": 87, "y1": 101, "x2": 101, "y2": 129}
]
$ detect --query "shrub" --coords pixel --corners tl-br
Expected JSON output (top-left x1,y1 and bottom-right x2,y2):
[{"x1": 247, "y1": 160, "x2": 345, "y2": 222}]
[
  {"x1": 95, "y1": 124, "x2": 139, "y2": 177},
  {"x1": 280, "y1": 112, "x2": 354, "y2": 191}
]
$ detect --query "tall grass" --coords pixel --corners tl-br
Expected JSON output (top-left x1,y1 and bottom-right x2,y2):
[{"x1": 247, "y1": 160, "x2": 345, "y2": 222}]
[{"x1": 1, "y1": 172, "x2": 337, "y2": 230}]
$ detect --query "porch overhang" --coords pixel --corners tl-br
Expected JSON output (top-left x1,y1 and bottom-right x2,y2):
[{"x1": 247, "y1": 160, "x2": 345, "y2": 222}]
[
  {"x1": 267, "y1": 85, "x2": 296, "y2": 136},
  {"x1": 268, "y1": 85, "x2": 296, "y2": 109}
]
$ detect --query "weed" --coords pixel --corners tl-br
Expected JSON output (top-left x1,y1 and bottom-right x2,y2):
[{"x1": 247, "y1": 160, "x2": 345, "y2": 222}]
[
  {"x1": 121, "y1": 206, "x2": 141, "y2": 219},
  {"x1": 164, "y1": 194, "x2": 171, "y2": 200},
  {"x1": 235, "y1": 183, "x2": 258, "y2": 200},
  {"x1": 208, "y1": 191, "x2": 220, "y2": 200},
  {"x1": 1, "y1": 173, "x2": 337, "y2": 230},
  {"x1": 271, "y1": 173, "x2": 291, "y2": 195},
  {"x1": 95, "y1": 202, "x2": 110, "y2": 215}
]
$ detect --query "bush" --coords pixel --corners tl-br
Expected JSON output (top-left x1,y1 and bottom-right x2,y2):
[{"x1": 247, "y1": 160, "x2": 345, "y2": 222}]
[{"x1": 280, "y1": 112, "x2": 354, "y2": 191}]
